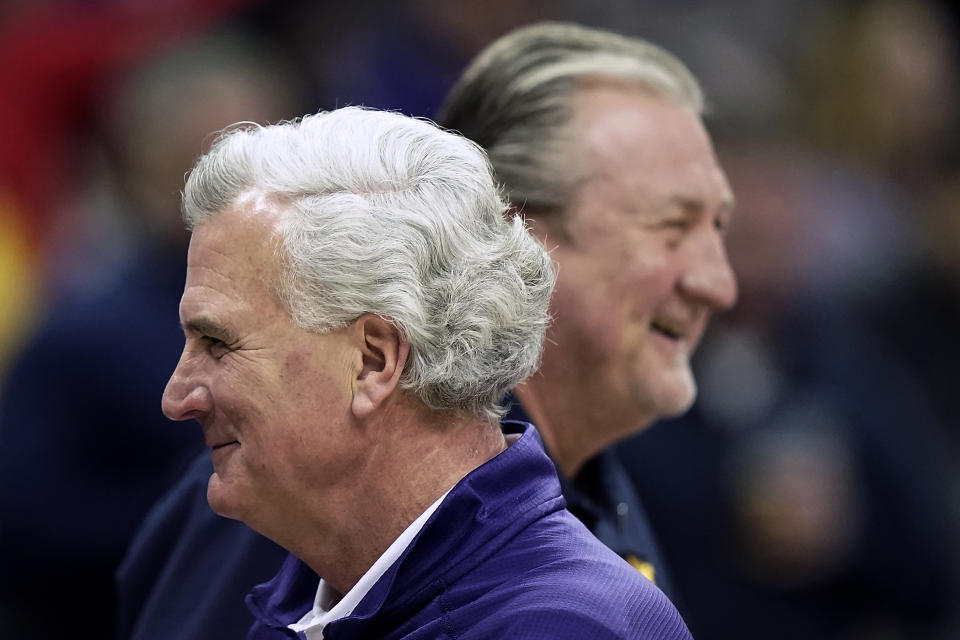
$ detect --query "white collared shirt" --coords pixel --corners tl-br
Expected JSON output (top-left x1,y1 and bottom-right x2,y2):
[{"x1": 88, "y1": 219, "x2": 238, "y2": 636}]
[{"x1": 289, "y1": 490, "x2": 450, "y2": 640}]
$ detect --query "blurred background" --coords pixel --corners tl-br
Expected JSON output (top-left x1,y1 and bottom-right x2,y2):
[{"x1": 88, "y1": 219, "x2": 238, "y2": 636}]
[{"x1": 0, "y1": 1, "x2": 958, "y2": 638}]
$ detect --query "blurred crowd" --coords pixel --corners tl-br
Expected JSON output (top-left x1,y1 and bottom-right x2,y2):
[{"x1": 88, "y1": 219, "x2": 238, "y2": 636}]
[{"x1": 1, "y1": 1, "x2": 958, "y2": 639}]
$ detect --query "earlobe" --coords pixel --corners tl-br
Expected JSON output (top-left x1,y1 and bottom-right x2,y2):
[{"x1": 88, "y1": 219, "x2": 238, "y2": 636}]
[{"x1": 351, "y1": 314, "x2": 409, "y2": 419}]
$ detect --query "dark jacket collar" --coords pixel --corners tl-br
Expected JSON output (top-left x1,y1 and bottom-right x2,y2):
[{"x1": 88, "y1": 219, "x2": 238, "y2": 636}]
[{"x1": 503, "y1": 396, "x2": 674, "y2": 596}]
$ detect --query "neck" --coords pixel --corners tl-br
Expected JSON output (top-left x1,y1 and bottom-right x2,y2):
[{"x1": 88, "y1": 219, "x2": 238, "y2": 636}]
[
  {"x1": 291, "y1": 405, "x2": 506, "y2": 594},
  {"x1": 514, "y1": 374, "x2": 655, "y2": 478}
]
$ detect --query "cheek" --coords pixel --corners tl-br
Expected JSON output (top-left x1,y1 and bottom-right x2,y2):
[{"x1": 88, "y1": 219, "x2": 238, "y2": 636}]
[
  {"x1": 621, "y1": 261, "x2": 669, "y2": 302},
  {"x1": 575, "y1": 254, "x2": 675, "y2": 320},
  {"x1": 283, "y1": 349, "x2": 311, "y2": 378},
  {"x1": 550, "y1": 249, "x2": 678, "y2": 358},
  {"x1": 549, "y1": 276, "x2": 633, "y2": 358},
  {"x1": 217, "y1": 361, "x2": 268, "y2": 407},
  {"x1": 571, "y1": 232, "x2": 675, "y2": 298}
]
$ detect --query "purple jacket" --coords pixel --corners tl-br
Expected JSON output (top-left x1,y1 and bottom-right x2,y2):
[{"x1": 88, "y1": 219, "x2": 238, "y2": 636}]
[{"x1": 246, "y1": 423, "x2": 693, "y2": 640}]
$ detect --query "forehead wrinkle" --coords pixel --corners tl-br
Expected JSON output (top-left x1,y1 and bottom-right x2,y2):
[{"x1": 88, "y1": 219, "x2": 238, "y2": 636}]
[
  {"x1": 187, "y1": 234, "x2": 280, "y2": 300},
  {"x1": 189, "y1": 236, "x2": 260, "y2": 275},
  {"x1": 217, "y1": 222, "x2": 283, "y2": 275},
  {"x1": 184, "y1": 261, "x2": 238, "y2": 292},
  {"x1": 180, "y1": 265, "x2": 286, "y2": 346}
]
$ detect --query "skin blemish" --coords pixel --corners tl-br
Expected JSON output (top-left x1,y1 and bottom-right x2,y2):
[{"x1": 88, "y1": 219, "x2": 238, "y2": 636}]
[{"x1": 283, "y1": 350, "x2": 311, "y2": 378}]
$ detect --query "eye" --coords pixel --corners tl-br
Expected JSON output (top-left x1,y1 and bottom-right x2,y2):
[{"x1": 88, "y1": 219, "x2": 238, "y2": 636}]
[
  {"x1": 655, "y1": 218, "x2": 689, "y2": 249},
  {"x1": 714, "y1": 214, "x2": 732, "y2": 235},
  {"x1": 202, "y1": 336, "x2": 230, "y2": 359},
  {"x1": 660, "y1": 218, "x2": 690, "y2": 230}
]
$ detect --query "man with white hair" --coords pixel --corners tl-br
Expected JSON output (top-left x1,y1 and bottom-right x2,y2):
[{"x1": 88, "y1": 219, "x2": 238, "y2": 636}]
[{"x1": 158, "y1": 106, "x2": 693, "y2": 639}]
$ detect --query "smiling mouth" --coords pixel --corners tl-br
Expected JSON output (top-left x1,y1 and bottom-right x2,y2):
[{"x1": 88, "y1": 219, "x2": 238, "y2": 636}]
[{"x1": 651, "y1": 320, "x2": 683, "y2": 341}]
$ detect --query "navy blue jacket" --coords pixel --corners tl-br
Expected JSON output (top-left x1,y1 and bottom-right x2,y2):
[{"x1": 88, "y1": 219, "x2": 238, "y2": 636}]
[
  {"x1": 505, "y1": 400, "x2": 674, "y2": 597},
  {"x1": 246, "y1": 423, "x2": 690, "y2": 640}
]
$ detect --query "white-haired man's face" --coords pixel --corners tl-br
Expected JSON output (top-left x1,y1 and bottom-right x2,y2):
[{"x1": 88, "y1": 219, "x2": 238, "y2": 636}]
[
  {"x1": 161, "y1": 196, "x2": 364, "y2": 546},
  {"x1": 539, "y1": 85, "x2": 737, "y2": 440}
]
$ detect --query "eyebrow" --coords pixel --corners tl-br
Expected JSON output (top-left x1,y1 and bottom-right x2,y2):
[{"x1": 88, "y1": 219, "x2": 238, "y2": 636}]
[
  {"x1": 668, "y1": 194, "x2": 736, "y2": 217},
  {"x1": 181, "y1": 317, "x2": 235, "y2": 343}
]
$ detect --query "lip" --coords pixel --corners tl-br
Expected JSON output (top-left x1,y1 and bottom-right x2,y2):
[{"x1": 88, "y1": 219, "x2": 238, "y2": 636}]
[
  {"x1": 649, "y1": 319, "x2": 697, "y2": 360},
  {"x1": 650, "y1": 310, "x2": 708, "y2": 351},
  {"x1": 650, "y1": 318, "x2": 688, "y2": 344},
  {"x1": 651, "y1": 326, "x2": 686, "y2": 351},
  {"x1": 651, "y1": 323, "x2": 683, "y2": 341},
  {"x1": 203, "y1": 427, "x2": 240, "y2": 450},
  {"x1": 209, "y1": 440, "x2": 239, "y2": 468}
]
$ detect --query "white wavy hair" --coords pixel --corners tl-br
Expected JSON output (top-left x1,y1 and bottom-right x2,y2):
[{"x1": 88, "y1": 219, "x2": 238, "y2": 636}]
[{"x1": 182, "y1": 107, "x2": 555, "y2": 420}]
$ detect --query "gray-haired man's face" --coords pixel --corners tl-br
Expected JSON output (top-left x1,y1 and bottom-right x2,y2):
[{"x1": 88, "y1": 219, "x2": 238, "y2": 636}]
[{"x1": 537, "y1": 85, "x2": 737, "y2": 436}]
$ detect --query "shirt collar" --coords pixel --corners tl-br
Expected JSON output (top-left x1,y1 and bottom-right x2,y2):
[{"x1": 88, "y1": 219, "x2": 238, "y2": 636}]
[{"x1": 289, "y1": 488, "x2": 451, "y2": 636}]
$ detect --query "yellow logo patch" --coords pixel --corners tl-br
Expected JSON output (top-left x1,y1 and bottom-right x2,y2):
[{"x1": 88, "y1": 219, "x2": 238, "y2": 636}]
[{"x1": 624, "y1": 554, "x2": 656, "y2": 583}]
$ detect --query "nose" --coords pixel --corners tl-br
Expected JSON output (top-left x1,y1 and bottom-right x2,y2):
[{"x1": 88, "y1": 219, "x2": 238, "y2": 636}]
[
  {"x1": 162, "y1": 350, "x2": 213, "y2": 423},
  {"x1": 679, "y1": 227, "x2": 738, "y2": 311}
]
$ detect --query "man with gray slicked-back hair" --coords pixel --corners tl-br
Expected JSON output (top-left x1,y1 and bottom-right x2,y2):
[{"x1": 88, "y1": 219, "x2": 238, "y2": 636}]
[
  {"x1": 437, "y1": 21, "x2": 703, "y2": 212},
  {"x1": 157, "y1": 106, "x2": 693, "y2": 639},
  {"x1": 436, "y1": 21, "x2": 737, "y2": 601}
]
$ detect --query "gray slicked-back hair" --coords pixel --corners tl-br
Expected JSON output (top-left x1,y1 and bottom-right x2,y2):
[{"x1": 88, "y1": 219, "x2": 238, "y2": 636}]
[
  {"x1": 436, "y1": 21, "x2": 704, "y2": 210},
  {"x1": 182, "y1": 107, "x2": 555, "y2": 420}
]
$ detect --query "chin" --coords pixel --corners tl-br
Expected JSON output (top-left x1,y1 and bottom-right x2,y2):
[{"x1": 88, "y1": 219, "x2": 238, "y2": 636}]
[
  {"x1": 206, "y1": 475, "x2": 243, "y2": 521},
  {"x1": 662, "y1": 392, "x2": 696, "y2": 418},
  {"x1": 652, "y1": 374, "x2": 698, "y2": 419}
]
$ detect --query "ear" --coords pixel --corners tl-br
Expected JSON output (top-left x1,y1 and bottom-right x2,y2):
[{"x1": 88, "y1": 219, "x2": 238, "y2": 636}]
[{"x1": 351, "y1": 314, "x2": 409, "y2": 419}]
